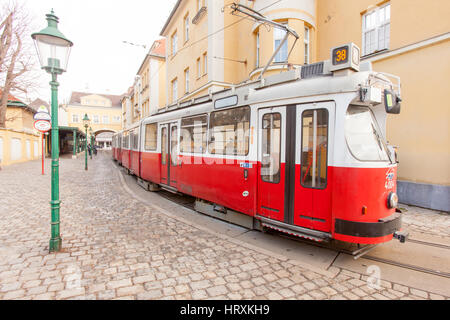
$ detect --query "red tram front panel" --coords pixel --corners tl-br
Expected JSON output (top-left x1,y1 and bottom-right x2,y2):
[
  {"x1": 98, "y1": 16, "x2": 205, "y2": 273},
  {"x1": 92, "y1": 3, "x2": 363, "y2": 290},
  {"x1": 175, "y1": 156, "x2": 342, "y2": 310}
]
[{"x1": 331, "y1": 165, "x2": 398, "y2": 244}]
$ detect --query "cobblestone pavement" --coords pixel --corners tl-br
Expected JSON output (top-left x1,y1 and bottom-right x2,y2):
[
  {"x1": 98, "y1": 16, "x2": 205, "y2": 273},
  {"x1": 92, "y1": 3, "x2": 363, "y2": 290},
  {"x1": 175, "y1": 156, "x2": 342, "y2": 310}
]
[{"x1": 0, "y1": 152, "x2": 448, "y2": 300}]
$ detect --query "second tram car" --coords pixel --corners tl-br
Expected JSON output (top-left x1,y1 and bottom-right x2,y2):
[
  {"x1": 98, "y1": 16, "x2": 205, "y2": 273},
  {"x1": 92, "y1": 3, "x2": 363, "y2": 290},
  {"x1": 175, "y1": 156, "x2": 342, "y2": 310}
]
[{"x1": 112, "y1": 44, "x2": 407, "y2": 246}]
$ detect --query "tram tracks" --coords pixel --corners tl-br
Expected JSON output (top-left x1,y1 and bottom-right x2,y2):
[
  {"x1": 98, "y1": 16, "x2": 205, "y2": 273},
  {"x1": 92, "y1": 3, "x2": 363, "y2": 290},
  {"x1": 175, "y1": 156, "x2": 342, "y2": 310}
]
[{"x1": 136, "y1": 175, "x2": 450, "y2": 281}]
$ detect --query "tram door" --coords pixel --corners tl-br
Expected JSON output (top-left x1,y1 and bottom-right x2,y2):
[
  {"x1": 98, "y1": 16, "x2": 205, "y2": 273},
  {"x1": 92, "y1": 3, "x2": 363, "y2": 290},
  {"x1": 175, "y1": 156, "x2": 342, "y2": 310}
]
[
  {"x1": 258, "y1": 103, "x2": 334, "y2": 233},
  {"x1": 294, "y1": 102, "x2": 334, "y2": 232},
  {"x1": 257, "y1": 107, "x2": 287, "y2": 222},
  {"x1": 168, "y1": 122, "x2": 179, "y2": 189},
  {"x1": 160, "y1": 122, "x2": 179, "y2": 189},
  {"x1": 160, "y1": 125, "x2": 169, "y2": 185}
]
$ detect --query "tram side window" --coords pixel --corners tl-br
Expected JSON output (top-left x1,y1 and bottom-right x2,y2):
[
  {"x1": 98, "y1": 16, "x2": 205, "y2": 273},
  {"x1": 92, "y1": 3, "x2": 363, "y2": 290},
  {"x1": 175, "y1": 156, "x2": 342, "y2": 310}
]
[
  {"x1": 180, "y1": 115, "x2": 207, "y2": 153},
  {"x1": 145, "y1": 124, "x2": 157, "y2": 151},
  {"x1": 132, "y1": 130, "x2": 139, "y2": 150},
  {"x1": 122, "y1": 134, "x2": 129, "y2": 148},
  {"x1": 161, "y1": 127, "x2": 167, "y2": 165},
  {"x1": 171, "y1": 126, "x2": 179, "y2": 166},
  {"x1": 129, "y1": 132, "x2": 134, "y2": 149},
  {"x1": 208, "y1": 106, "x2": 250, "y2": 156},
  {"x1": 261, "y1": 113, "x2": 281, "y2": 183},
  {"x1": 301, "y1": 109, "x2": 328, "y2": 189}
]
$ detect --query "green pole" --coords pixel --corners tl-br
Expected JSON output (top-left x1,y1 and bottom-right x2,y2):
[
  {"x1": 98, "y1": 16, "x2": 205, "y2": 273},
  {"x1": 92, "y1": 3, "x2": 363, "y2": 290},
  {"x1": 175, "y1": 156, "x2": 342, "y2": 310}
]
[
  {"x1": 72, "y1": 129, "x2": 76, "y2": 158},
  {"x1": 49, "y1": 72, "x2": 61, "y2": 253},
  {"x1": 85, "y1": 127, "x2": 88, "y2": 170}
]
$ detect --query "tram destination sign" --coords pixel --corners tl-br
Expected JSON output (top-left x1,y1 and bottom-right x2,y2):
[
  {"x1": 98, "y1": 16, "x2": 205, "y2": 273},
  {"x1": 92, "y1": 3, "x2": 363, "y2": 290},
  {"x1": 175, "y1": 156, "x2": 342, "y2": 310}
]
[
  {"x1": 34, "y1": 120, "x2": 51, "y2": 133},
  {"x1": 330, "y1": 43, "x2": 360, "y2": 72}
]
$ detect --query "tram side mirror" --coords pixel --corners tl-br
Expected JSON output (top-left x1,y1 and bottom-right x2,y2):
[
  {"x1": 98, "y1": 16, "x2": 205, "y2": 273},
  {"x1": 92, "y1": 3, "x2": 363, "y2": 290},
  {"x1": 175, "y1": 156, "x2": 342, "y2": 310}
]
[{"x1": 384, "y1": 89, "x2": 401, "y2": 114}]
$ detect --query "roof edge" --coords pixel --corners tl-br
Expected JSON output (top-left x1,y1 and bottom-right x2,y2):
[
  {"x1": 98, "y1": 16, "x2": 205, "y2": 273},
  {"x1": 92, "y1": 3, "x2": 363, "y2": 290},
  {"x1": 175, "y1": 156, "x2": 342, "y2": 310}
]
[{"x1": 160, "y1": 0, "x2": 183, "y2": 36}]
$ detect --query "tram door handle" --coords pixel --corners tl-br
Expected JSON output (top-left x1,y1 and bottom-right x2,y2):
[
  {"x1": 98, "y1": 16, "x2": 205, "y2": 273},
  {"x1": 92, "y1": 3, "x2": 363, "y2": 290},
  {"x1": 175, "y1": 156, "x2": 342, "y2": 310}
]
[{"x1": 243, "y1": 169, "x2": 248, "y2": 181}]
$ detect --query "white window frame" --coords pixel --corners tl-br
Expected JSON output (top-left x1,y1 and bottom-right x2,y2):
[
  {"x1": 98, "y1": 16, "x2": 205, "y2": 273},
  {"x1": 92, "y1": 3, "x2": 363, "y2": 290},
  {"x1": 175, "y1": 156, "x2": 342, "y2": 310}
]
[
  {"x1": 185, "y1": 68, "x2": 190, "y2": 93},
  {"x1": 184, "y1": 14, "x2": 189, "y2": 42},
  {"x1": 102, "y1": 115, "x2": 109, "y2": 124},
  {"x1": 72, "y1": 114, "x2": 79, "y2": 123},
  {"x1": 362, "y1": 3, "x2": 391, "y2": 56},
  {"x1": 203, "y1": 52, "x2": 208, "y2": 75},
  {"x1": 172, "y1": 31, "x2": 178, "y2": 56},
  {"x1": 256, "y1": 32, "x2": 260, "y2": 67},
  {"x1": 172, "y1": 78, "x2": 178, "y2": 103},
  {"x1": 273, "y1": 23, "x2": 288, "y2": 63},
  {"x1": 93, "y1": 115, "x2": 99, "y2": 124},
  {"x1": 304, "y1": 26, "x2": 310, "y2": 65}
]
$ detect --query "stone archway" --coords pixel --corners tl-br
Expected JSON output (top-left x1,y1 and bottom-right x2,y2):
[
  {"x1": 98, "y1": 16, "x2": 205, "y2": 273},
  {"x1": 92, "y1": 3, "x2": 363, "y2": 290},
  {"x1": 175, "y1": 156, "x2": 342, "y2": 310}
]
[{"x1": 93, "y1": 129, "x2": 116, "y2": 150}]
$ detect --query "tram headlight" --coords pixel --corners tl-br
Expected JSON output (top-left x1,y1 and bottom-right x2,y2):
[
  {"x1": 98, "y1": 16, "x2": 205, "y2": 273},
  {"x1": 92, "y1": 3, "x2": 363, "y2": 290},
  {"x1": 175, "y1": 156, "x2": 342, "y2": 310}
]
[{"x1": 387, "y1": 192, "x2": 398, "y2": 209}]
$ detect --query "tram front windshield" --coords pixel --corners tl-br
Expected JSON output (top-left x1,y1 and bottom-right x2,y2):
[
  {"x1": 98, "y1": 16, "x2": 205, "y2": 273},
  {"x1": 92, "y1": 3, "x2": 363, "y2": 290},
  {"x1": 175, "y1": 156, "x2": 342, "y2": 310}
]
[{"x1": 345, "y1": 105, "x2": 390, "y2": 162}]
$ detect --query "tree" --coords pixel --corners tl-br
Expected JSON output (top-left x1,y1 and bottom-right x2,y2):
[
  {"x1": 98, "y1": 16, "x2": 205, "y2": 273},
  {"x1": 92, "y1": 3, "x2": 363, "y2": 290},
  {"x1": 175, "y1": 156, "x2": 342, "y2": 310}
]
[{"x1": 0, "y1": 1, "x2": 39, "y2": 128}]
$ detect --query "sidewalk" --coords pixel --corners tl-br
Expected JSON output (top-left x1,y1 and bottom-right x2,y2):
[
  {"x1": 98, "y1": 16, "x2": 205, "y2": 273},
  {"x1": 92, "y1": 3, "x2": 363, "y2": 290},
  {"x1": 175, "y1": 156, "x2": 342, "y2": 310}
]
[{"x1": 0, "y1": 152, "x2": 448, "y2": 300}]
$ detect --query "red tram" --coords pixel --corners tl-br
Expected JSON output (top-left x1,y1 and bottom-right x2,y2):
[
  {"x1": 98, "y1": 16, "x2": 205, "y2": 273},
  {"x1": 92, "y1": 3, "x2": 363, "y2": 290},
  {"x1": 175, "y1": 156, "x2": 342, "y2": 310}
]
[{"x1": 112, "y1": 44, "x2": 407, "y2": 245}]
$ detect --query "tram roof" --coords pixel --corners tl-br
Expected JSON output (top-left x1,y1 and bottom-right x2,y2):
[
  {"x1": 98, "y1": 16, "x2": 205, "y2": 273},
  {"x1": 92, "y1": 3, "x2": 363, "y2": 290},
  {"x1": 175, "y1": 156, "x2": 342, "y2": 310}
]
[{"x1": 116, "y1": 61, "x2": 394, "y2": 133}]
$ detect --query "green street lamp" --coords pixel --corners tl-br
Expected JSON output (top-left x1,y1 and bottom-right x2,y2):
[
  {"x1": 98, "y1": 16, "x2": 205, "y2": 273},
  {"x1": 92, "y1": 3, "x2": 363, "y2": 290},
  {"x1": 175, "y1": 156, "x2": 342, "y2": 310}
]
[
  {"x1": 83, "y1": 114, "x2": 90, "y2": 170},
  {"x1": 89, "y1": 127, "x2": 93, "y2": 159},
  {"x1": 32, "y1": 9, "x2": 73, "y2": 253}
]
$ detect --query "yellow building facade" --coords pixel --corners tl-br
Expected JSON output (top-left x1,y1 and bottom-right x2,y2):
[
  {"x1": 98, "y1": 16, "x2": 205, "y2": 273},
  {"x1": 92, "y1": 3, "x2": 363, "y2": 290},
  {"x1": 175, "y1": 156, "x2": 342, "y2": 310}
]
[
  {"x1": 66, "y1": 92, "x2": 123, "y2": 135},
  {"x1": 0, "y1": 95, "x2": 42, "y2": 167},
  {"x1": 122, "y1": 39, "x2": 167, "y2": 128}
]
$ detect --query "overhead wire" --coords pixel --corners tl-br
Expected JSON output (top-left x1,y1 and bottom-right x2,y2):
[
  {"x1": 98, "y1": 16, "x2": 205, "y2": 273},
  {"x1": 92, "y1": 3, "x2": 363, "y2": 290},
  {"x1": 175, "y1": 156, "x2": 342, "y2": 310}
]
[{"x1": 145, "y1": 0, "x2": 284, "y2": 88}]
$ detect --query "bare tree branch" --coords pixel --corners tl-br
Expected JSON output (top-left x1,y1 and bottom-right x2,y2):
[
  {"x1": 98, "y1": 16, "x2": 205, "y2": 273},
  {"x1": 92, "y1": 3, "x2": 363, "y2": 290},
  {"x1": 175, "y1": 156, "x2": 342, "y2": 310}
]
[{"x1": 0, "y1": 1, "x2": 38, "y2": 128}]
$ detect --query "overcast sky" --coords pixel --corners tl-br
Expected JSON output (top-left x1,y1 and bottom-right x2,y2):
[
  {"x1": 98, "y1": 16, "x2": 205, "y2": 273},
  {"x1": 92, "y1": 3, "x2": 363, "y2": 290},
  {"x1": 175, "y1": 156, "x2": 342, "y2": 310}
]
[{"x1": 9, "y1": 0, "x2": 178, "y2": 104}]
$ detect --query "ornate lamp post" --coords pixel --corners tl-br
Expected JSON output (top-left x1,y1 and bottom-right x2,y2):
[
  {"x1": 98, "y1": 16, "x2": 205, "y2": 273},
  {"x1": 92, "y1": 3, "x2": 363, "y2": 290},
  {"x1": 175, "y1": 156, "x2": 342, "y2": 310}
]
[
  {"x1": 32, "y1": 9, "x2": 73, "y2": 253},
  {"x1": 83, "y1": 114, "x2": 90, "y2": 170},
  {"x1": 89, "y1": 127, "x2": 93, "y2": 159}
]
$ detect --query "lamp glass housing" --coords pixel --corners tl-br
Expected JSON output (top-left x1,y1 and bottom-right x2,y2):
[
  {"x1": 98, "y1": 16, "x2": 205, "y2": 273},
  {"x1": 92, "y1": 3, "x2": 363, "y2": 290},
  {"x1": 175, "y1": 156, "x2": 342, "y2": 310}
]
[
  {"x1": 83, "y1": 114, "x2": 90, "y2": 128},
  {"x1": 31, "y1": 10, "x2": 73, "y2": 74}
]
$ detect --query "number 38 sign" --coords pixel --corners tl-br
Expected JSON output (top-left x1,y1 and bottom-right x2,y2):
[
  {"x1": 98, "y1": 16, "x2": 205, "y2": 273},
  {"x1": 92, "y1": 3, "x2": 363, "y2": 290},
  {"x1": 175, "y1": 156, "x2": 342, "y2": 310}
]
[
  {"x1": 333, "y1": 46, "x2": 349, "y2": 65},
  {"x1": 330, "y1": 43, "x2": 361, "y2": 72}
]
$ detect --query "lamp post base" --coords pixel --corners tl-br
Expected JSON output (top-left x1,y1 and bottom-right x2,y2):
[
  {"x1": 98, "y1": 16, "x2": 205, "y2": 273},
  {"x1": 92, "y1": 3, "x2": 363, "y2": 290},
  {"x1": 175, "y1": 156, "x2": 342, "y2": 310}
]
[{"x1": 49, "y1": 237, "x2": 62, "y2": 253}]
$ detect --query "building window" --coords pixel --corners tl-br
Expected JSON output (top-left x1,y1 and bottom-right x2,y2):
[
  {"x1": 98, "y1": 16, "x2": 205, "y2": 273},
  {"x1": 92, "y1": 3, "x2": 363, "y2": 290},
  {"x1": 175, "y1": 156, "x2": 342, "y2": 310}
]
[
  {"x1": 274, "y1": 24, "x2": 288, "y2": 63},
  {"x1": 171, "y1": 31, "x2": 178, "y2": 56},
  {"x1": 113, "y1": 116, "x2": 121, "y2": 123},
  {"x1": 197, "y1": 0, "x2": 203, "y2": 11},
  {"x1": 184, "y1": 14, "x2": 190, "y2": 42},
  {"x1": 184, "y1": 68, "x2": 190, "y2": 93},
  {"x1": 172, "y1": 78, "x2": 178, "y2": 103},
  {"x1": 256, "y1": 32, "x2": 260, "y2": 67},
  {"x1": 203, "y1": 52, "x2": 207, "y2": 75},
  {"x1": 363, "y1": 3, "x2": 390, "y2": 56},
  {"x1": 102, "y1": 115, "x2": 109, "y2": 124},
  {"x1": 304, "y1": 27, "x2": 310, "y2": 65},
  {"x1": 93, "y1": 115, "x2": 99, "y2": 124},
  {"x1": 72, "y1": 114, "x2": 79, "y2": 123},
  {"x1": 197, "y1": 58, "x2": 201, "y2": 78}
]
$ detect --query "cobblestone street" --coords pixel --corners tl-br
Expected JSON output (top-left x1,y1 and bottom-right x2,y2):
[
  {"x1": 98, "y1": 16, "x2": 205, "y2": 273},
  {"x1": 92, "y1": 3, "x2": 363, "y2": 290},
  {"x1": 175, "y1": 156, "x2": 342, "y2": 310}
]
[{"x1": 0, "y1": 152, "x2": 448, "y2": 300}]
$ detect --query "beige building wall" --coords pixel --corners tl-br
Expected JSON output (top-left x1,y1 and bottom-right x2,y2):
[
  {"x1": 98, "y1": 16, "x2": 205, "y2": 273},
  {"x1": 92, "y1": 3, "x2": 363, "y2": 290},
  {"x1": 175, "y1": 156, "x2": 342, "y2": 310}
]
[
  {"x1": 316, "y1": 0, "x2": 450, "y2": 210},
  {"x1": 0, "y1": 107, "x2": 41, "y2": 166},
  {"x1": 161, "y1": 0, "x2": 215, "y2": 104},
  {"x1": 66, "y1": 94, "x2": 123, "y2": 134}
]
